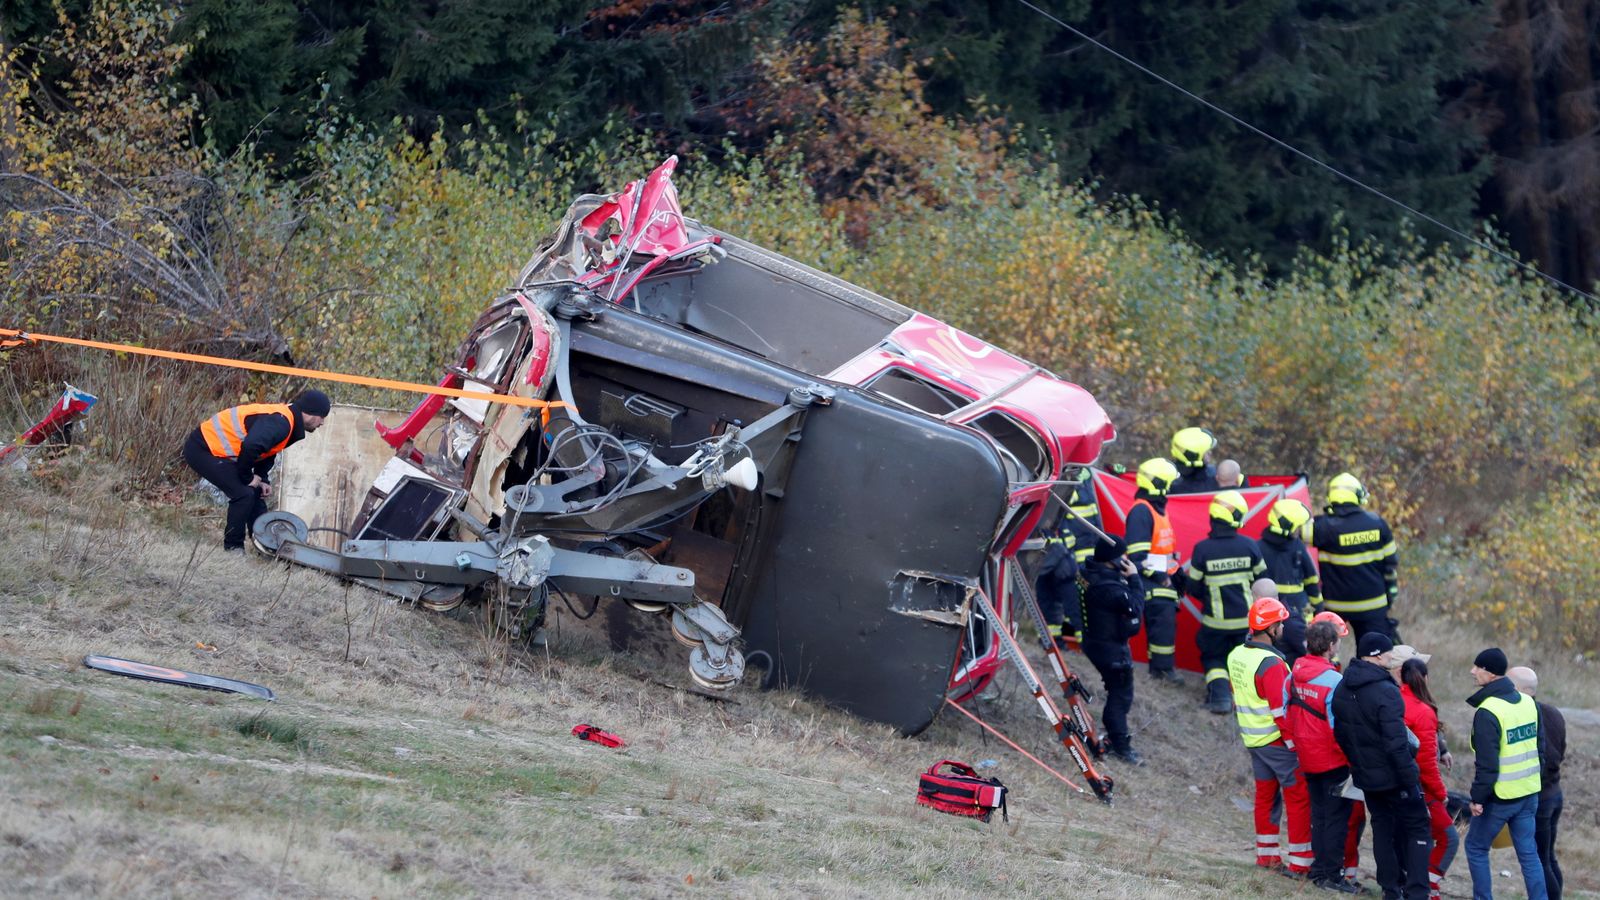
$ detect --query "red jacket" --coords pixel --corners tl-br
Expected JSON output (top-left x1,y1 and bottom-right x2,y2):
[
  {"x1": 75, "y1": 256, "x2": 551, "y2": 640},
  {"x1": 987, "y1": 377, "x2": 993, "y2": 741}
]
[
  {"x1": 1400, "y1": 684, "x2": 1447, "y2": 803},
  {"x1": 1288, "y1": 654, "x2": 1347, "y2": 774}
]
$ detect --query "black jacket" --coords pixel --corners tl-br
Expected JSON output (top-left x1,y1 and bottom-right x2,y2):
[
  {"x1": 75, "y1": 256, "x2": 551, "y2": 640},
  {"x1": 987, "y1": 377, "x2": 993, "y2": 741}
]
[
  {"x1": 1079, "y1": 560, "x2": 1144, "y2": 644},
  {"x1": 1331, "y1": 657, "x2": 1420, "y2": 793},
  {"x1": 1259, "y1": 531, "x2": 1321, "y2": 611},
  {"x1": 188, "y1": 407, "x2": 306, "y2": 483},
  {"x1": 1122, "y1": 490, "x2": 1167, "y2": 576},
  {"x1": 1311, "y1": 504, "x2": 1397, "y2": 608},
  {"x1": 1181, "y1": 523, "x2": 1266, "y2": 631},
  {"x1": 1170, "y1": 463, "x2": 1220, "y2": 494},
  {"x1": 1061, "y1": 478, "x2": 1103, "y2": 564},
  {"x1": 1537, "y1": 700, "x2": 1566, "y2": 799},
  {"x1": 1466, "y1": 677, "x2": 1542, "y2": 805}
]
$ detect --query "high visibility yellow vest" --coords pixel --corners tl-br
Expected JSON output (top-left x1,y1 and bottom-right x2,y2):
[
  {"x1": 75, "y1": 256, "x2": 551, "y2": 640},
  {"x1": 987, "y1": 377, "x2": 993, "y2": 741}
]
[
  {"x1": 1474, "y1": 695, "x2": 1541, "y2": 800},
  {"x1": 1227, "y1": 642, "x2": 1285, "y2": 747},
  {"x1": 201, "y1": 403, "x2": 293, "y2": 460}
]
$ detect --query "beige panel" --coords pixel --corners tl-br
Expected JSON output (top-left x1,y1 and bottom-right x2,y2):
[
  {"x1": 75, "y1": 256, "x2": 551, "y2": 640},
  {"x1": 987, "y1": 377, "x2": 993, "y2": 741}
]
[{"x1": 273, "y1": 405, "x2": 410, "y2": 548}]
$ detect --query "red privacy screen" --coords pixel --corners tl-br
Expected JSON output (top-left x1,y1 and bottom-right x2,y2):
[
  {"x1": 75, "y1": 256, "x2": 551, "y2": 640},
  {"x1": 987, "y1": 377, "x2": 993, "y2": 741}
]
[{"x1": 1090, "y1": 470, "x2": 1313, "y2": 672}]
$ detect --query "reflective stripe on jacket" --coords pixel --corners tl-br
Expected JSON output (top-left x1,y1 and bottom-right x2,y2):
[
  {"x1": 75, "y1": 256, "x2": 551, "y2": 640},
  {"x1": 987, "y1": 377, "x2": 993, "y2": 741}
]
[
  {"x1": 1185, "y1": 526, "x2": 1266, "y2": 630},
  {"x1": 1475, "y1": 694, "x2": 1541, "y2": 800},
  {"x1": 201, "y1": 403, "x2": 293, "y2": 460},
  {"x1": 1228, "y1": 640, "x2": 1287, "y2": 747},
  {"x1": 1127, "y1": 498, "x2": 1177, "y2": 574},
  {"x1": 1311, "y1": 505, "x2": 1396, "y2": 613}
]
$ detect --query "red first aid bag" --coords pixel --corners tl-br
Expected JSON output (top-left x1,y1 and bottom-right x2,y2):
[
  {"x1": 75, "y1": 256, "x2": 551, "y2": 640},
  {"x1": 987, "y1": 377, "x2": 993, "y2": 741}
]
[{"x1": 915, "y1": 759, "x2": 1008, "y2": 822}]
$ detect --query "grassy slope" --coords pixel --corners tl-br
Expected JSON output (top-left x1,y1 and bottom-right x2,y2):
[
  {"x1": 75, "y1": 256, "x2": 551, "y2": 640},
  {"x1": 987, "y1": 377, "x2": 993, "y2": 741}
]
[{"x1": 1, "y1": 466, "x2": 1595, "y2": 899}]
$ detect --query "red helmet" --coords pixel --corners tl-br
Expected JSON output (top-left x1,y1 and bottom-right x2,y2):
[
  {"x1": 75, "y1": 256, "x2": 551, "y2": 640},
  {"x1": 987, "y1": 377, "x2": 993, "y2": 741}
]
[
  {"x1": 1248, "y1": 597, "x2": 1289, "y2": 632},
  {"x1": 1311, "y1": 610, "x2": 1350, "y2": 636}
]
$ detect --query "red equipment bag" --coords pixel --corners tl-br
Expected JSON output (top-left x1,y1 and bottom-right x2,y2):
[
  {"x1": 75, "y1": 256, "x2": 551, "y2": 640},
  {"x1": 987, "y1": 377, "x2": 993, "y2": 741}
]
[
  {"x1": 572, "y1": 724, "x2": 625, "y2": 748},
  {"x1": 915, "y1": 760, "x2": 1008, "y2": 823}
]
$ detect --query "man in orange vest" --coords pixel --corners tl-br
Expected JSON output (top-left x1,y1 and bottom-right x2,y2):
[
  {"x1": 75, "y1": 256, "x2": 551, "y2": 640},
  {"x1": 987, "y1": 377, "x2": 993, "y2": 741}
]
[
  {"x1": 1124, "y1": 457, "x2": 1183, "y2": 683},
  {"x1": 182, "y1": 389, "x2": 330, "y2": 550}
]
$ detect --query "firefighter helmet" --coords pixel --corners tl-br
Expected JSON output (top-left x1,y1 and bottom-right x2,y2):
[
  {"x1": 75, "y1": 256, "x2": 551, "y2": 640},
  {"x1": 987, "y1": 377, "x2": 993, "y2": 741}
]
[
  {"x1": 1267, "y1": 498, "x2": 1312, "y2": 540},
  {"x1": 1248, "y1": 596, "x2": 1290, "y2": 632},
  {"x1": 1136, "y1": 457, "x2": 1179, "y2": 496},
  {"x1": 1311, "y1": 610, "x2": 1350, "y2": 637},
  {"x1": 1209, "y1": 489, "x2": 1247, "y2": 527},
  {"x1": 1328, "y1": 472, "x2": 1368, "y2": 506},
  {"x1": 1170, "y1": 427, "x2": 1217, "y2": 468}
]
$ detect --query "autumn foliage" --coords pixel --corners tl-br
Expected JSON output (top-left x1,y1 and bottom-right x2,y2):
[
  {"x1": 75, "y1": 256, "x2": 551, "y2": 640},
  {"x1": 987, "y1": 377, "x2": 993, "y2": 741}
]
[
  {"x1": 3, "y1": 5, "x2": 1598, "y2": 650},
  {"x1": 725, "y1": 10, "x2": 1014, "y2": 245}
]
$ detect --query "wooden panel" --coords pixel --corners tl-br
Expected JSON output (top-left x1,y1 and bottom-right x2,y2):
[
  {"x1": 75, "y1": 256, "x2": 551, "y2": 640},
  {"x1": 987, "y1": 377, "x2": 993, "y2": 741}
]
[{"x1": 273, "y1": 405, "x2": 409, "y2": 549}]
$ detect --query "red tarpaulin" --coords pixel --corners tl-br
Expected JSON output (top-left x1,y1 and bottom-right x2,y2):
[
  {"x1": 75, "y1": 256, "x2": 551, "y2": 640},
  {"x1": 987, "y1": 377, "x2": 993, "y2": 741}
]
[{"x1": 1090, "y1": 470, "x2": 1313, "y2": 673}]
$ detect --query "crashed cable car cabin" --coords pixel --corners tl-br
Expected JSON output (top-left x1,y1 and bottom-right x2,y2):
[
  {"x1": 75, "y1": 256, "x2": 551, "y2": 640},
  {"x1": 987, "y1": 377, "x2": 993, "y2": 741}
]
[{"x1": 257, "y1": 158, "x2": 1115, "y2": 735}]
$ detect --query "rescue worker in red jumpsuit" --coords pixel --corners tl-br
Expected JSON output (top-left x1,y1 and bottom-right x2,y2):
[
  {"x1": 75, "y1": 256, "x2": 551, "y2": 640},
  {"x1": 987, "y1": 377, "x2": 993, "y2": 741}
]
[
  {"x1": 1290, "y1": 613, "x2": 1368, "y2": 893},
  {"x1": 1227, "y1": 596, "x2": 1313, "y2": 876}
]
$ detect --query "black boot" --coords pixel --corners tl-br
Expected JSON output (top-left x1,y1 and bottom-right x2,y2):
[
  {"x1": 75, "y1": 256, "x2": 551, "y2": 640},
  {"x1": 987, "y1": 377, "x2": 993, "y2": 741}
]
[
  {"x1": 1204, "y1": 679, "x2": 1233, "y2": 715},
  {"x1": 1110, "y1": 743, "x2": 1145, "y2": 766}
]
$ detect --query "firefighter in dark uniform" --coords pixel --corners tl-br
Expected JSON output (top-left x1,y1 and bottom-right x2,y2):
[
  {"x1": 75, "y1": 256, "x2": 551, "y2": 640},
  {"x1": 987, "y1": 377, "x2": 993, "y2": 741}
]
[
  {"x1": 1170, "y1": 426, "x2": 1221, "y2": 494},
  {"x1": 1033, "y1": 515, "x2": 1080, "y2": 648},
  {"x1": 182, "y1": 389, "x2": 331, "y2": 550},
  {"x1": 1039, "y1": 467, "x2": 1104, "y2": 646},
  {"x1": 1123, "y1": 457, "x2": 1183, "y2": 683},
  {"x1": 1259, "y1": 498, "x2": 1321, "y2": 664},
  {"x1": 1311, "y1": 473, "x2": 1398, "y2": 643},
  {"x1": 1184, "y1": 489, "x2": 1267, "y2": 713}
]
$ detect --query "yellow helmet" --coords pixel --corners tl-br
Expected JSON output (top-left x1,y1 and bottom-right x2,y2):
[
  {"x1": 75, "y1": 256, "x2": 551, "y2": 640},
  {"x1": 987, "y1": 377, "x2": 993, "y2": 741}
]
[
  {"x1": 1136, "y1": 457, "x2": 1180, "y2": 496},
  {"x1": 1170, "y1": 427, "x2": 1217, "y2": 468},
  {"x1": 1327, "y1": 472, "x2": 1368, "y2": 506},
  {"x1": 1209, "y1": 489, "x2": 1247, "y2": 527},
  {"x1": 1267, "y1": 498, "x2": 1312, "y2": 540}
]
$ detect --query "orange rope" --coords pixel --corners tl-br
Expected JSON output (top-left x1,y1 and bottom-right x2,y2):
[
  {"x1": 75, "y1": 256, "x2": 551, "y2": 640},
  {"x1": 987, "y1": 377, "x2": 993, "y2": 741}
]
[
  {"x1": 943, "y1": 698, "x2": 1085, "y2": 794},
  {"x1": 0, "y1": 328, "x2": 573, "y2": 420}
]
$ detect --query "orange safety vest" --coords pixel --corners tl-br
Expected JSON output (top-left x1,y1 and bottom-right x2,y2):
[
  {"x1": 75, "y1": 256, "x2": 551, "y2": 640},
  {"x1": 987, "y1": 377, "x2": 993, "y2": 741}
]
[
  {"x1": 1130, "y1": 498, "x2": 1179, "y2": 573},
  {"x1": 200, "y1": 403, "x2": 294, "y2": 460}
]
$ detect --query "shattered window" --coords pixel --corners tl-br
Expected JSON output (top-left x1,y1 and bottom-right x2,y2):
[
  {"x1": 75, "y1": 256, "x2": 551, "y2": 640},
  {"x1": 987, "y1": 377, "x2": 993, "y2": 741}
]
[{"x1": 865, "y1": 367, "x2": 966, "y2": 415}]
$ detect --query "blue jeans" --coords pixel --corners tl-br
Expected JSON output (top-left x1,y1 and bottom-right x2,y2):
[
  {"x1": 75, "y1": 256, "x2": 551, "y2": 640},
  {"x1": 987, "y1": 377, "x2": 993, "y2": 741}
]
[{"x1": 1466, "y1": 794, "x2": 1547, "y2": 900}]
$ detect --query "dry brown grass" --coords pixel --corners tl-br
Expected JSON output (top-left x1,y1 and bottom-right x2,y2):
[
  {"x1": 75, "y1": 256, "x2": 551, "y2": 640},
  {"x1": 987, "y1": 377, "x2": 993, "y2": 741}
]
[{"x1": 0, "y1": 467, "x2": 1594, "y2": 898}]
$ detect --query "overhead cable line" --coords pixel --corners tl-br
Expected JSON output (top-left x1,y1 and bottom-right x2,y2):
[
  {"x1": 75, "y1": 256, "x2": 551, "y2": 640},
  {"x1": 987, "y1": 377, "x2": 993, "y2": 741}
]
[{"x1": 1010, "y1": 0, "x2": 1600, "y2": 307}]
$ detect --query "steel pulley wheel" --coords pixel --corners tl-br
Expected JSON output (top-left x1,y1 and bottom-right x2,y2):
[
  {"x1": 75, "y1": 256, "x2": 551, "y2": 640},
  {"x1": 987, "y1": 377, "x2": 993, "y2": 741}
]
[
  {"x1": 670, "y1": 608, "x2": 704, "y2": 648},
  {"x1": 419, "y1": 585, "x2": 467, "y2": 613},
  {"x1": 626, "y1": 599, "x2": 670, "y2": 614},
  {"x1": 688, "y1": 646, "x2": 744, "y2": 691},
  {"x1": 251, "y1": 511, "x2": 308, "y2": 555}
]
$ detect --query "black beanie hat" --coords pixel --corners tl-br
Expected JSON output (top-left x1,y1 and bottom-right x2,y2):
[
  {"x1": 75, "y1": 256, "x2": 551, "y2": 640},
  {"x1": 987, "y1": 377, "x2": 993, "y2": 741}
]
[
  {"x1": 1473, "y1": 647, "x2": 1508, "y2": 677},
  {"x1": 1093, "y1": 537, "x2": 1127, "y2": 563},
  {"x1": 1357, "y1": 632, "x2": 1393, "y2": 658},
  {"x1": 293, "y1": 388, "x2": 331, "y2": 417}
]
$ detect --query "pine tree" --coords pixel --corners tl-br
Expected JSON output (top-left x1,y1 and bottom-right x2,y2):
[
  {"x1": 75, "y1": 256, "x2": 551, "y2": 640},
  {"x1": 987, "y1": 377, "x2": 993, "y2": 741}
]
[{"x1": 819, "y1": 0, "x2": 1492, "y2": 270}]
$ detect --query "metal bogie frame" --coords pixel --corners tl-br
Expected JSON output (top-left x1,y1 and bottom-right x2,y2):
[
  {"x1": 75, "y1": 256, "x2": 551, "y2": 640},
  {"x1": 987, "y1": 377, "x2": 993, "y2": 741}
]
[{"x1": 248, "y1": 353, "x2": 844, "y2": 692}]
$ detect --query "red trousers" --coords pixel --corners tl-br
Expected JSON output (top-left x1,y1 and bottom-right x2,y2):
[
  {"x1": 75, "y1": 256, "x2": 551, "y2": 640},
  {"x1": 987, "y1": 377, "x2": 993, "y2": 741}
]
[
  {"x1": 1248, "y1": 743, "x2": 1313, "y2": 871},
  {"x1": 1426, "y1": 798, "x2": 1451, "y2": 898}
]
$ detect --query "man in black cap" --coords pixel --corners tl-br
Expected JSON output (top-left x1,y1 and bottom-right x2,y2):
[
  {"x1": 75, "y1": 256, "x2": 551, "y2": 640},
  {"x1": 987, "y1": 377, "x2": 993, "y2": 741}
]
[
  {"x1": 1464, "y1": 648, "x2": 1548, "y2": 900},
  {"x1": 182, "y1": 389, "x2": 331, "y2": 551},
  {"x1": 1331, "y1": 631, "x2": 1431, "y2": 899},
  {"x1": 1079, "y1": 536, "x2": 1146, "y2": 765}
]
